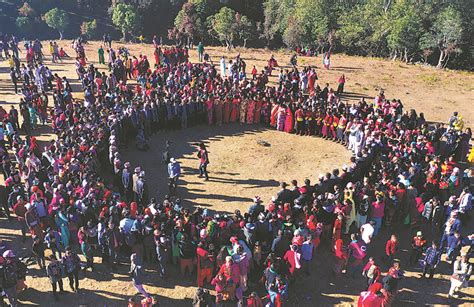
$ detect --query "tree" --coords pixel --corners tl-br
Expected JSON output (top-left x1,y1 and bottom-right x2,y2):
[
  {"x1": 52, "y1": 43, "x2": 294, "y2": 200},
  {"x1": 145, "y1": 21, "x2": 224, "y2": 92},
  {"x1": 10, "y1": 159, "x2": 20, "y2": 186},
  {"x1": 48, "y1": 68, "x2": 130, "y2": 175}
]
[
  {"x1": 262, "y1": 0, "x2": 295, "y2": 45},
  {"x1": 16, "y1": 17, "x2": 33, "y2": 36},
  {"x1": 43, "y1": 8, "x2": 70, "y2": 40},
  {"x1": 387, "y1": 1, "x2": 423, "y2": 63},
  {"x1": 293, "y1": 0, "x2": 329, "y2": 50},
  {"x1": 234, "y1": 13, "x2": 253, "y2": 47},
  {"x1": 80, "y1": 19, "x2": 98, "y2": 39},
  {"x1": 207, "y1": 7, "x2": 236, "y2": 49},
  {"x1": 282, "y1": 16, "x2": 303, "y2": 48},
  {"x1": 420, "y1": 6, "x2": 464, "y2": 68},
  {"x1": 170, "y1": 1, "x2": 204, "y2": 46},
  {"x1": 111, "y1": 3, "x2": 140, "y2": 41},
  {"x1": 18, "y1": 2, "x2": 36, "y2": 17}
]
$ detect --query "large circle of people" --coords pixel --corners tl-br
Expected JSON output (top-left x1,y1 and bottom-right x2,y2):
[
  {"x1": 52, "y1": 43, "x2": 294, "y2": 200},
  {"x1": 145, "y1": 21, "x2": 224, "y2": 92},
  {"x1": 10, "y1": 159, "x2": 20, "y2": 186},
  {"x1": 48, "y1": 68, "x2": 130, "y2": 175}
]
[{"x1": 0, "y1": 35, "x2": 472, "y2": 307}]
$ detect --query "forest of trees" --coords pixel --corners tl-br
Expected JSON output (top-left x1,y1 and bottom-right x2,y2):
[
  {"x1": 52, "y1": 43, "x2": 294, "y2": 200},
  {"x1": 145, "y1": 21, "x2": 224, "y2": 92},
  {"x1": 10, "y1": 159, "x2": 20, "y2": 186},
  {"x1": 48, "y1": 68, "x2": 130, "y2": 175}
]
[{"x1": 0, "y1": 0, "x2": 472, "y2": 69}]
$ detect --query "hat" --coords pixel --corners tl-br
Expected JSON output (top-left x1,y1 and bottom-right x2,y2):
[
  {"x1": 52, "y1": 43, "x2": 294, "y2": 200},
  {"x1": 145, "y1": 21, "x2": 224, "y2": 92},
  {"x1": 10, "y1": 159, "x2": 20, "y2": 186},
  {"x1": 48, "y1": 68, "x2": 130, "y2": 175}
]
[
  {"x1": 2, "y1": 250, "x2": 15, "y2": 258},
  {"x1": 253, "y1": 196, "x2": 262, "y2": 203},
  {"x1": 416, "y1": 231, "x2": 422, "y2": 236},
  {"x1": 124, "y1": 162, "x2": 131, "y2": 168},
  {"x1": 134, "y1": 166, "x2": 141, "y2": 173},
  {"x1": 170, "y1": 158, "x2": 176, "y2": 163}
]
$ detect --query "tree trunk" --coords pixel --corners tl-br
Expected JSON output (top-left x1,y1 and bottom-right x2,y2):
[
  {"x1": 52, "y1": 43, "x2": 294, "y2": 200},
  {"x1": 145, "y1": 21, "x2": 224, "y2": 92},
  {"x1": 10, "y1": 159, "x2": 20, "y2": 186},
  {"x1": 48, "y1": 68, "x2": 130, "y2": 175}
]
[
  {"x1": 436, "y1": 50, "x2": 445, "y2": 69},
  {"x1": 122, "y1": 31, "x2": 126, "y2": 42},
  {"x1": 243, "y1": 38, "x2": 248, "y2": 48},
  {"x1": 59, "y1": 30, "x2": 64, "y2": 40},
  {"x1": 403, "y1": 48, "x2": 408, "y2": 63}
]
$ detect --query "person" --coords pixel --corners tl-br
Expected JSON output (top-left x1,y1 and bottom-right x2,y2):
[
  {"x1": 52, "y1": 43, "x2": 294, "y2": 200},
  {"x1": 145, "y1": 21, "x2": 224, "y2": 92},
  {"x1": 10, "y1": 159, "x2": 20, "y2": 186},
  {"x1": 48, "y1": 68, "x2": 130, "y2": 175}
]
[
  {"x1": 178, "y1": 234, "x2": 196, "y2": 276},
  {"x1": 421, "y1": 241, "x2": 442, "y2": 279},
  {"x1": 197, "y1": 42, "x2": 204, "y2": 62},
  {"x1": 362, "y1": 257, "x2": 381, "y2": 288},
  {"x1": 32, "y1": 235, "x2": 46, "y2": 269},
  {"x1": 168, "y1": 158, "x2": 181, "y2": 195},
  {"x1": 130, "y1": 253, "x2": 149, "y2": 298},
  {"x1": 409, "y1": 231, "x2": 426, "y2": 266},
  {"x1": 46, "y1": 255, "x2": 64, "y2": 300},
  {"x1": 448, "y1": 252, "x2": 472, "y2": 298},
  {"x1": 301, "y1": 235, "x2": 314, "y2": 276},
  {"x1": 196, "y1": 242, "x2": 214, "y2": 287},
  {"x1": 385, "y1": 234, "x2": 398, "y2": 265},
  {"x1": 154, "y1": 228, "x2": 170, "y2": 279},
  {"x1": 61, "y1": 247, "x2": 81, "y2": 292},
  {"x1": 9, "y1": 67, "x2": 18, "y2": 94},
  {"x1": 197, "y1": 143, "x2": 209, "y2": 181},
  {"x1": 0, "y1": 250, "x2": 19, "y2": 307}
]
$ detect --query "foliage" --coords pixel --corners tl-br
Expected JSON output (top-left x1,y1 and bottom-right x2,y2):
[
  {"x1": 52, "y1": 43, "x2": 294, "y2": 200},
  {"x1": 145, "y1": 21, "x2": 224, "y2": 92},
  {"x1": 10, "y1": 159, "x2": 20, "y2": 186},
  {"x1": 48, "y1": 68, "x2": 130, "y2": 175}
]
[
  {"x1": 207, "y1": 7, "x2": 236, "y2": 48},
  {"x1": 80, "y1": 19, "x2": 98, "y2": 39},
  {"x1": 16, "y1": 16, "x2": 33, "y2": 35},
  {"x1": 112, "y1": 3, "x2": 140, "y2": 41},
  {"x1": 234, "y1": 13, "x2": 253, "y2": 47},
  {"x1": 170, "y1": 1, "x2": 204, "y2": 44},
  {"x1": 43, "y1": 8, "x2": 69, "y2": 39},
  {"x1": 18, "y1": 2, "x2": 36, "y2": 17}
]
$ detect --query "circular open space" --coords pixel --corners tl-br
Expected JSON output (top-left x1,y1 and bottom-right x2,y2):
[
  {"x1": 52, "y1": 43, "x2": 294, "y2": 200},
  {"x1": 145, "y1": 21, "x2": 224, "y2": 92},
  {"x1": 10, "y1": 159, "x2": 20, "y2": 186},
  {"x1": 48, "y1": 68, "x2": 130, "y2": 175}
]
[{"x1": 122, "y1": 124, "x2": 352, "y2": 213}]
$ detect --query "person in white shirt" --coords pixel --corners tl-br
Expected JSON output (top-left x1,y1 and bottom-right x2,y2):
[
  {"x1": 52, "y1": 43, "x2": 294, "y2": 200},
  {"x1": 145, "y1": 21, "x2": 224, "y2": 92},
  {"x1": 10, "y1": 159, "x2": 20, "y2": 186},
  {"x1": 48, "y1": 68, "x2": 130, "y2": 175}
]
[{"x1": 360, "y1": 221, "x2": 375, "y2": 244}]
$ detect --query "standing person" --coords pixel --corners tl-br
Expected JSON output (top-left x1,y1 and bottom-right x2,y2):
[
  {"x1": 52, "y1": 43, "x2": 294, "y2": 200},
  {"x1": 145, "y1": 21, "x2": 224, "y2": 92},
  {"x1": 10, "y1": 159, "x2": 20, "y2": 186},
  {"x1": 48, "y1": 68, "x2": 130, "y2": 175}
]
[
  {"x1": 371, "y1": 194, "x2": 385, "y2": 236},
  {"x1": 167, "y1": 158, "x2": 181, "y2": 195},
  {"x1": 0, "y1": 250, "x2": 19, "y2": 307},
  {"x1": 337, "y1": 74, "x2": 345, "y2": 94},
  {"x1": 301, "y1": 235, "x2": 314, "y2": 276},
  {"x1": 61, "y1": 247, "x2": 81, "y2": 292},
  {"x1": 448, "y1": 252, "x2": 472, "y2": 298},
  {"x1": 154, "y1": 228, "x2": 170, "y2": 279},
  {"x1": 32, "y1": 235, "x2": 46, "y2": 269},
  {"x1": 9, "y1": 68, "x2": 18, "y2": 94},
  {"x1": 196, "y1": 242, "x2": 214, "y2": 287},
  {"x1": 385, "y1": 234, "x2": 398, "y2": 265},
  {"x1": 98, "y1": 46, "x2": 105, "y2": 65},
  {"x1": 362, "y1": 257, "x2": 381, "y2": 287},
  {"x1": 130, "y1": 253, "x2": 150, "y2": 298},
  {"x1": 81, "y1": 235, "x2": 94, "y2": 272},
  {"x1": 197, "y1": 143, "x2": 209, "y2": 181},
  {"x1": 421, "y1": 241, "x2": 442, "y2": 279},
  {"x1": 197, "y1": 42, "x2": 204, "y2": 62},
  {"x1": 409, "y1": 231, "x2": 426, "y2": 266},
  {"x1": 46, "y1": 255, "x2": 64, "y2": 300}
]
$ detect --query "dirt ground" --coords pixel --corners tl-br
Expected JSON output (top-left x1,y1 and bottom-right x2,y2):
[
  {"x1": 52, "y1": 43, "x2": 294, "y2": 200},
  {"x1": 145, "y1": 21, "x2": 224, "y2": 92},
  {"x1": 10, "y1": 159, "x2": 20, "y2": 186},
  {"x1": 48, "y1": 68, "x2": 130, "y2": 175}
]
[{"x1": 0, "y1": 41, "x2": 473, "y2": 306}]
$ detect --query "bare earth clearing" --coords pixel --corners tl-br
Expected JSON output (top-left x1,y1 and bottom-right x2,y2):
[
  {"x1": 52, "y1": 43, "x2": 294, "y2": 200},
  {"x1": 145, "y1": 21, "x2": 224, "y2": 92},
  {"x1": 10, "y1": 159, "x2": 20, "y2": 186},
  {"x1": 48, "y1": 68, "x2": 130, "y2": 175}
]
[{"x1": 0, "y1": 41, "x2": 473, "y2": 306}]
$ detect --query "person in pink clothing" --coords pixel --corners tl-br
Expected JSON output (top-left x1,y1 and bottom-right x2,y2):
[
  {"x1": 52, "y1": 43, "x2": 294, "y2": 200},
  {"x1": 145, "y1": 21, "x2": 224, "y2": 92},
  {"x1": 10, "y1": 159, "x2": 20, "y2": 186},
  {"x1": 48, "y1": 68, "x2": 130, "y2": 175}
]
[
  {"x1": 370, "y1": 194, "x2": 385, "y2": 236},
  {"x1": 218, "y1": 256, "x2": 240, "y2": 299},
  {"x1": 235, "y1": 246, "x2": 250, "y2": 291}
]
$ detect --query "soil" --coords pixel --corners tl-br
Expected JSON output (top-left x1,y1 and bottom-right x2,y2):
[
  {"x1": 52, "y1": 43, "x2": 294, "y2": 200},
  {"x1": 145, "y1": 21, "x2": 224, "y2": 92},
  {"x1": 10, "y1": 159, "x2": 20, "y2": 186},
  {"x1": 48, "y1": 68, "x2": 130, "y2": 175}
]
[{"x1": 0, "y1": 41, "x2": 473, "y2": 306}]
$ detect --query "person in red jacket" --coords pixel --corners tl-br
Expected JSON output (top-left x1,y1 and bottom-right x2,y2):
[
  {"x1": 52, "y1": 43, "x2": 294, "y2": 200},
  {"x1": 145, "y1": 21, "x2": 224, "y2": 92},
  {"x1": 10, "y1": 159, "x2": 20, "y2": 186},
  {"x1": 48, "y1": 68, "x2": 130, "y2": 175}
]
[{"x1": 385, "y1": 234, "x2": 398, "y2": 265}]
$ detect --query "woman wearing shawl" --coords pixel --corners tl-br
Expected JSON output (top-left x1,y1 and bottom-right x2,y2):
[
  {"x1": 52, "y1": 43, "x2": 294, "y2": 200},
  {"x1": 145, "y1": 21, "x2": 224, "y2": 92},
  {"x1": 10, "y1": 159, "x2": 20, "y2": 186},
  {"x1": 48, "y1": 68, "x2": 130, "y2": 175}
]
[
  {"x1": 55, "y1": 208, "x2": 70, "y2": 248},
  {"x1": 223, "y1": 97, "x2": 231, "y2": 124},
  {"x1": 334, "y1": 238, "x2": 348, "y2": 278},
  {"x1": 284, "y1": 106, "x2": 294, "y2": 133},
  {"x1": 240, "y1": 99, "x2": 248, "y2": 123},
  {"x1": 270, "y1": 103, "x2": 279, "y2": 127},
  {"x1": 246, "y1": 100, "x2": 256, "y2": 124},
  {"x1": 205, "y1": 97, "x2": 214, "y2": 125},
  {"x1": 230, "y1": 96, "x2": 240, "y2": 122},
  {"x1": 254, "y1": 99, "x2": 262, "y2": 124}
]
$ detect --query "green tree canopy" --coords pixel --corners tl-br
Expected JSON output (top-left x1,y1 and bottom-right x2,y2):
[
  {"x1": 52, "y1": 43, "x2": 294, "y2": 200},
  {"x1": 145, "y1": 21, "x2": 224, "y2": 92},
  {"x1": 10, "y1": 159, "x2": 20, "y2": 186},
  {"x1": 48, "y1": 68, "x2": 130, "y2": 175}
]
[
  {"x1": 207, "y1": 7, "x2": 236, "y2": 48},
  {"x1": 16, "y1": 16, "x2": 34, "y2": 36},
  {"x1": 80, "y1": 19, "x2": 97, "y2": 39},
  {"x1": 112, "y1": 3, "x2": 140, "y2": 41},
  {"x1": 421, "y1": 6, "x2": 464, "y2": 68},
  {"x1": 43, "y1": 8, "x2": 70, "y2": 40}
]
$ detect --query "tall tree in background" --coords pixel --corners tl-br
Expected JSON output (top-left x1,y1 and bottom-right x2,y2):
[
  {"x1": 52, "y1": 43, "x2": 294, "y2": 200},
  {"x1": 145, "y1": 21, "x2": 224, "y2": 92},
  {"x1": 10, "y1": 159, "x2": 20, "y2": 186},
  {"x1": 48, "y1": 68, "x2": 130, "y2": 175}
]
[
  {"x1": 112, "y1": 3, "x2": 140, "y2": 41},
  {"x1": 293, "y1": 0, "x2": 329, "y2": 51},
  {"x1": 80, "y1": 19, "x2": 98, "y2": 40},
  {"x1": 207, "y1": 7, "x2": 236, "y2": 49},
  {"x1": 261, "y1": 0, "x2": 295, "y2": 45},
  {"x1": 420, "y1": 6, "x2": 464, "y2": 68},
  {"x1": 169, "y1": 0, "x2": 205, "y2": 46},
  {"x1": 386, "y1": 0, "x2": 422, "y2": 63},
  {"x1": 43, "y1": 8, "x2": 70, "y2": 39},
  {"x1": 234, "y1": 13, "x2": 253, "y2": 47}
]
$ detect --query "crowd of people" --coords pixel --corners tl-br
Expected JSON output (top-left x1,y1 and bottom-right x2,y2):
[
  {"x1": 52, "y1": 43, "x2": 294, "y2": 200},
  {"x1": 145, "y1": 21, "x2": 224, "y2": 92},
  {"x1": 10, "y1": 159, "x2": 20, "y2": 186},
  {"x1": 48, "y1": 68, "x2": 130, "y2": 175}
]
[{"x1": 0, "y1": 33, "x2": 472, "y2": 307}]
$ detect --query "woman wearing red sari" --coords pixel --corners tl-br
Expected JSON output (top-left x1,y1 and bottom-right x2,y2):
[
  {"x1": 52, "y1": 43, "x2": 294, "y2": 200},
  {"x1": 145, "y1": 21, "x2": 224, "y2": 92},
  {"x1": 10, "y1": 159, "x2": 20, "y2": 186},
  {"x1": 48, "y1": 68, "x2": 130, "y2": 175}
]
[
  {"x1": 153, "y1": 47, "x2": 160, "y2": 67},
  {"x1": 223, "y1": 97, "x2": 231, "y2": 124},
  {"x1": 215, "y1": 100, "x2": 223, "y2": 126},
  {"x1": 230, "y1": 96, "x2": 239, "y2": 122},
  {"x1": 246, "y1": 100, "x2": 256, "y2": 124},
  {"x1": 270, "y1": 103, "x2": 279, "y2": 127},
  {"x1": 284, "y1": 106, "x2": 294, "y2": 133},
  {"x1": 240, "y1": 99, "x2": 248, "y2": 123},
  {"x1": 206, "y1": 97, "x2": 214, "y2": 125},
  {"x1": 308, "y1": 69, "x2": 317, "y2": 94},
  {"x1": 254, "y1": 99, "x2": 262, "y2": 124}
]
